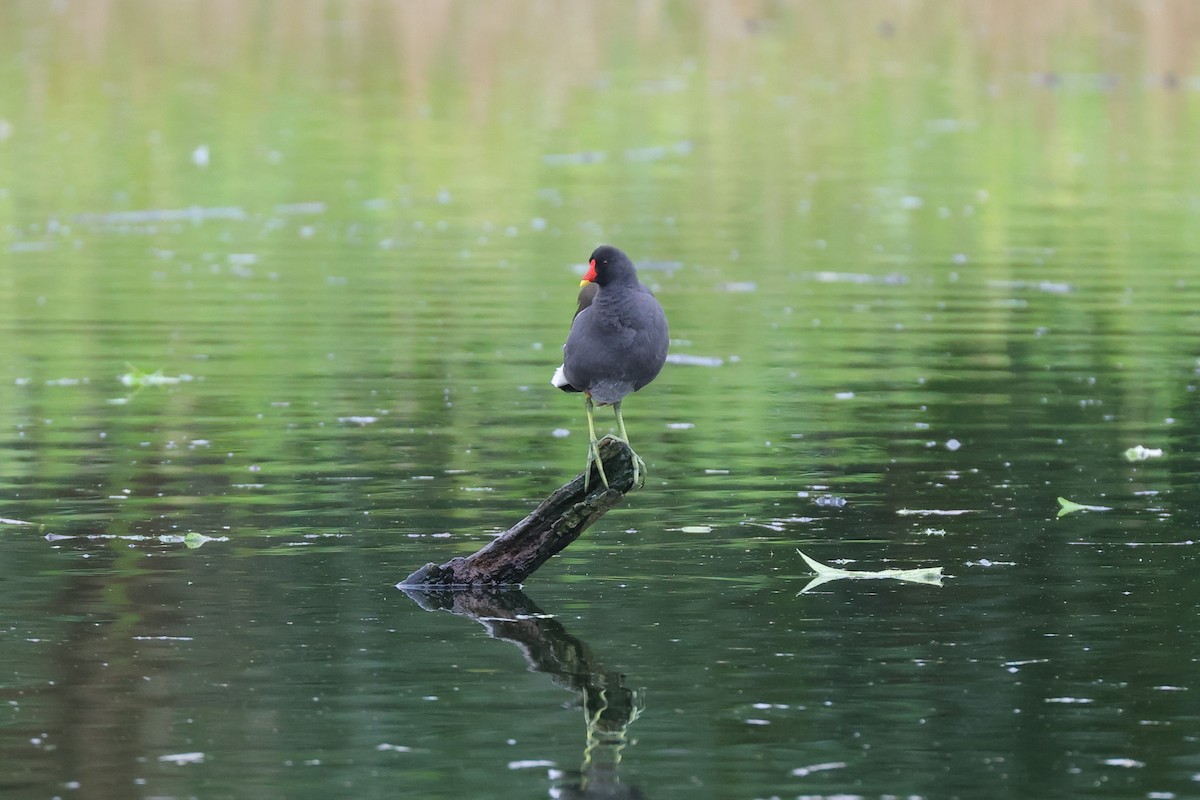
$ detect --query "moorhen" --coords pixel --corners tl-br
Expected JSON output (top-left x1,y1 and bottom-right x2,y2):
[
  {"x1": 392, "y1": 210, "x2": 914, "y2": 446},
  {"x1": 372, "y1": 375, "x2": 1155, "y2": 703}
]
[{"x1": 551, "y1": 245, "x2": 669, "y2": 489}]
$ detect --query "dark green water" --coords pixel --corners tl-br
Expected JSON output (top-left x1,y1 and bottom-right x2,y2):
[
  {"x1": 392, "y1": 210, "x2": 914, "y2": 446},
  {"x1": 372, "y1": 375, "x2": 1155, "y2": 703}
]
[{"x1": 3, "y1": 3, "x2": 1200, "y2": 798}]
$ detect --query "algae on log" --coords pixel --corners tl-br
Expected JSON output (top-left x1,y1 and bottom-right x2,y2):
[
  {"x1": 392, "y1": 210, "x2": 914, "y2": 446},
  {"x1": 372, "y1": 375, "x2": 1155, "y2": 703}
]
[{"x1": 399, "y1": 437, "x2": 640, "y2": 588}]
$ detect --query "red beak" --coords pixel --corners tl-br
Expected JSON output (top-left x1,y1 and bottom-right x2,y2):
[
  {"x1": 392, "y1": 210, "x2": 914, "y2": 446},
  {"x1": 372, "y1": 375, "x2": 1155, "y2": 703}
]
[{"x1": 580, "y1": 259, "x2": 598, "y2": 286}]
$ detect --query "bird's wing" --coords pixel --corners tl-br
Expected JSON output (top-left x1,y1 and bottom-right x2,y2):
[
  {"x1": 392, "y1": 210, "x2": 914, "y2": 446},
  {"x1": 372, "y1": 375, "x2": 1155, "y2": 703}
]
[{"x1": 574, "y1": 282, "x2": 599, "y2": 319}]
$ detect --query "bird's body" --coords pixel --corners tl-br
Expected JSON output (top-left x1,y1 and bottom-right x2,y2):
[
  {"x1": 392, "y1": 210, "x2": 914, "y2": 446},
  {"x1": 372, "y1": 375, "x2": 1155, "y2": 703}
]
[{"x1": 552, "y1": 245, "x2": 668, "y2": 488}]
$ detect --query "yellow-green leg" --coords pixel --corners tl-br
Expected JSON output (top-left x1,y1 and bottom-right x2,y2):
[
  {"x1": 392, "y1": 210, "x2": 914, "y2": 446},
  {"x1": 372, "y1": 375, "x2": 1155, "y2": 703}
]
[
  {"x1": 584, "y1": 396, "x2": 609, "y2": 490},
  {"x1": 612, "y1": 401, "x2": 646, "y2": 487}
]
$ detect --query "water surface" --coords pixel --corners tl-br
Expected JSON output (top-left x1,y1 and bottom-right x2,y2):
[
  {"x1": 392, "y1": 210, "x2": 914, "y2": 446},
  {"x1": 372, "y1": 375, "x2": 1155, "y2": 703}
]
[{"x1": 2, "y1": 3, "x2": 1200, "y2": 798}]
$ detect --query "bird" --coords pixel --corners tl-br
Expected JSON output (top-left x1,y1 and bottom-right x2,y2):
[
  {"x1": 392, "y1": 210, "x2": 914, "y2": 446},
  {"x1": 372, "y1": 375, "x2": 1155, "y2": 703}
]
[{"x1": 551, "y1": 245, "x2": 669, "y2": 490}]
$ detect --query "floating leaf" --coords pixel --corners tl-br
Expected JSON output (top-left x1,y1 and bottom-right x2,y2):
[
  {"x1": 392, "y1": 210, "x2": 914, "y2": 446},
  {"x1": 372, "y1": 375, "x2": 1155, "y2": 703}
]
[
  {"x1": 796, "y1": 550, "x2": 943, "y2": 594},
  {"x1": 158, "y1": 751, "x2": 205, "y2": 765},
  {"x1": 1056, "y1": 496, "x2": 1112, "y2": 518},
  {"x1": 183, "y1": 532, "x2": 209, "y2": 549},
  {"x1": 41, "y1": 530, "x2": 227, "y2": 547},
  {"x1": 118, "y1": 363, "x2": 194, "y2": 388},
  {"x1": 896, "y1": 508, "x2": 973, "y2": 516},
  {"x1": 177, "y1": 533, "x2": 229, "y2": 549},
  {"x1": 1124, "y1": 445, "x2": 1163, "y2": 462}
]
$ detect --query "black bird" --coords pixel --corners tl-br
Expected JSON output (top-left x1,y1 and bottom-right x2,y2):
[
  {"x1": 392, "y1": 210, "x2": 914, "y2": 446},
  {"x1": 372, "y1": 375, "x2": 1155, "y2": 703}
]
[{"x1": 552, "y1": 245, "x2": 669, "y2": 489}]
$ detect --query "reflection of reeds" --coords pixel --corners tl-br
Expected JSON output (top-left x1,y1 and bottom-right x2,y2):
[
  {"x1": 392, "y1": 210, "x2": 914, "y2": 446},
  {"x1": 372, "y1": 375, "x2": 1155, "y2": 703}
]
[
  {"x1": 6, "y1": 0, "x2": 1196, "y2": 222},
  {"x1": 10, "y1": 1, "x2": 1200, "y2": 92},
  {"x1": 2, "y1": 0, "x2": 1196, "y2": 468}
]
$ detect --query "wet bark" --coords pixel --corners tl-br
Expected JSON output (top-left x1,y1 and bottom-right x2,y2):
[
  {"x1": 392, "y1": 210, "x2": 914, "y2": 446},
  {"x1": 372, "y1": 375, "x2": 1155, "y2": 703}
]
[{"x1": 399, "y1": 437, "x2": 639, "y2": 588}]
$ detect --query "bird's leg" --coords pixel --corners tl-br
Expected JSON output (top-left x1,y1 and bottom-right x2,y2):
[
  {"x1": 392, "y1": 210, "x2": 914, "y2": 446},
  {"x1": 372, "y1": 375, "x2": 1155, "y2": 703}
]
[
  {"x1": 584, "y1": 395, "x2": 609, "y2": 491},
  {"x1": 612, "y1": 401, "x2": 646, "y2": 487}
]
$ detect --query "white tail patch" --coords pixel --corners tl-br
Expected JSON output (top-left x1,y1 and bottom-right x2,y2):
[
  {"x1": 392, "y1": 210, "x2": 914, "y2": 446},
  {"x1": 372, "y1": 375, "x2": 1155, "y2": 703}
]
[{"x1": 550, "y1": 364, "x2": 570, "y2": 388}]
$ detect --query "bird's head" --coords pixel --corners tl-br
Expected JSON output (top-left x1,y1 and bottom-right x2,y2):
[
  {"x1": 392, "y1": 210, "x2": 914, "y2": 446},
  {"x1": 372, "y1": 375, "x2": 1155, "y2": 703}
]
[{"x1": 581, "y1": 245, "x2": 636, "y2": 287}]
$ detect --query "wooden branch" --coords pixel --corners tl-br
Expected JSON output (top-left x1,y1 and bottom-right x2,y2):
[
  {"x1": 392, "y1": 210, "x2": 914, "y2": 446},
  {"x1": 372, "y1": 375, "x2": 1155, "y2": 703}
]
[{"x1": 398, "y1": 437, "x2": 639, "y2": 588}]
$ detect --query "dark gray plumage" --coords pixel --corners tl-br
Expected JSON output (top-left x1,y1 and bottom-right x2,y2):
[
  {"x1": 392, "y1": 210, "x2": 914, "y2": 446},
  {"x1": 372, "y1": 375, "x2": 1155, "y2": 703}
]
[{"x1": 552, "y1": 245, "x2": 668, "y2": 488}]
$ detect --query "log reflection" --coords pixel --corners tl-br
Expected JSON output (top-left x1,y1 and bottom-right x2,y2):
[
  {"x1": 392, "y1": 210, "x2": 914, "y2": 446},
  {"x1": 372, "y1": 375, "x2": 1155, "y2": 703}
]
[{"x1": 402, "y1": 587, "x2": 647, "y2": 799}]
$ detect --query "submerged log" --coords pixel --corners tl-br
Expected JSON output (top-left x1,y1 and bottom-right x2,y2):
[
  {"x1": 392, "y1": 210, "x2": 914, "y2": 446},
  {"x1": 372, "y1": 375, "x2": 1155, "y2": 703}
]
[{"x1": 399, "y1": 437, "x2": 639, "y2": 588}]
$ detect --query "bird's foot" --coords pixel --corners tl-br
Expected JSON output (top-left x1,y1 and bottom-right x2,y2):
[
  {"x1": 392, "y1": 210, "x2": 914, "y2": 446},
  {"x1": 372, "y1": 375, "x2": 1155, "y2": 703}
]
[
  {"x1": 628, "y1": 443, "x2": 648, "y2": 489},
  {"x1": 584, "y1": 438, "x2": 610, "y2": 491},
  {"x1": 609, "y1": 436, "x2": 646, "y2": 489}
]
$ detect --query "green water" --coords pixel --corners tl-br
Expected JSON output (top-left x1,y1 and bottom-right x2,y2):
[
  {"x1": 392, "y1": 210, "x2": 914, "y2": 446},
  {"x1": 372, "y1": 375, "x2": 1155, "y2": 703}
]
[{"x1": 3, "y1": 3, "x2": 1200, "y2": 798}]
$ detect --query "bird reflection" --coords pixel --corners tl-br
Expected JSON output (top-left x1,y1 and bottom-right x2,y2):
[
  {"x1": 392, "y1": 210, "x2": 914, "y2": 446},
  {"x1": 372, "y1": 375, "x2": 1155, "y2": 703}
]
[{"x1": 401, "y1": 588, "x2": 647, "y2": 799}]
